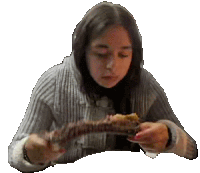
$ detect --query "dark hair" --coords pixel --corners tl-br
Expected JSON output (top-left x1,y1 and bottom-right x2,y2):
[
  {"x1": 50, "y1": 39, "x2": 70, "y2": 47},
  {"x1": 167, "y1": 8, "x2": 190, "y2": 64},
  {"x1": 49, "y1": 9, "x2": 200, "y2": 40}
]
[{"x1": 72, "y1": 2, "x2": 143, "y2": 113}]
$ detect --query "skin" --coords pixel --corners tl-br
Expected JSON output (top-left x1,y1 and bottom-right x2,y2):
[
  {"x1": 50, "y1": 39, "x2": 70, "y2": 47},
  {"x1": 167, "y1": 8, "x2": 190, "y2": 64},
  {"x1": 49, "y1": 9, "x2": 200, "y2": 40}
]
[
  {"x1": 25, "y1": 133, "x2": 66, "y2": 165},
  {"x1": 127, "y1": 122, "x2": 169, "y2": 153},
  {"x1": 86, "y1": 25, "x2": 133, "y2": 88},
  {"x1": 26, "y1": 25, "x2": 169, "y2": 164},
  {"x1": 87, "y1": 25, "x2": 169, "y2": 153}
]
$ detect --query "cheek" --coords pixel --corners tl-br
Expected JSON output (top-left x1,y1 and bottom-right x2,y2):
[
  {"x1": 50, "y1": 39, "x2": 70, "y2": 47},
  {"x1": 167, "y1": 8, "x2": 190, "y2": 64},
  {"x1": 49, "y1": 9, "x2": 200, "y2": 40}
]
[
  {"x1": 119, "y1": 58, "x2": 132, "y2": 75},
  {"x1": 88, "y1": 58, "x2": 102, "y2": 79}
]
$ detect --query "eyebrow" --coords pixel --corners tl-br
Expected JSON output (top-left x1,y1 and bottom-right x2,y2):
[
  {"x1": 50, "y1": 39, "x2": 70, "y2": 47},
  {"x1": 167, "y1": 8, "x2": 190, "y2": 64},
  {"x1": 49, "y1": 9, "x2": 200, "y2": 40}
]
[{"x1": 94, "y1": 44, "x2": 132, "y2": 50}]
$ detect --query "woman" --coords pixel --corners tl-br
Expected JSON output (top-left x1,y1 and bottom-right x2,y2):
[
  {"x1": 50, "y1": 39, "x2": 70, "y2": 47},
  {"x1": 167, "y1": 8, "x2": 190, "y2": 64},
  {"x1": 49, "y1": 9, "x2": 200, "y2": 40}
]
[{"x1": 8, "y1": 2, "x2": 197, "y2": 172}]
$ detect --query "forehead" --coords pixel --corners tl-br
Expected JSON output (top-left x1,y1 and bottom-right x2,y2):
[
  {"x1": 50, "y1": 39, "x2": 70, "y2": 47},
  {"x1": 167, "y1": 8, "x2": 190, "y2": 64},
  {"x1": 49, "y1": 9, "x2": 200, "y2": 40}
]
[{"x1": 89, "y1": 25, "x2": 132, "y2": 50}]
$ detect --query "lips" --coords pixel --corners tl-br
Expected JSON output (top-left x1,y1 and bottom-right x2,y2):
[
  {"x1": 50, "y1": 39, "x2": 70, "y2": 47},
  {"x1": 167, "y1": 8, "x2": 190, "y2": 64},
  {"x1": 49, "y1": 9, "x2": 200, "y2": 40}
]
[
  {"x1": 102, "y1": 76, "x2": 118, "y2": 80},
  {"x1": 103, "y1": 76, "x2": 117, "y2": 78}
]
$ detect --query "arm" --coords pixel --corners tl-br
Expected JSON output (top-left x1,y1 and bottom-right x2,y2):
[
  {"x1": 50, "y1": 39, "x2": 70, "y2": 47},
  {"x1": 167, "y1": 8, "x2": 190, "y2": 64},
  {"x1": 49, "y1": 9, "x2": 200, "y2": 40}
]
[
  {"x1": 145, "y1": 76, "x2": 198, "y2": 159},
  {"x1": 8, "y1": 67, "x2": 57, "y2": 172}
]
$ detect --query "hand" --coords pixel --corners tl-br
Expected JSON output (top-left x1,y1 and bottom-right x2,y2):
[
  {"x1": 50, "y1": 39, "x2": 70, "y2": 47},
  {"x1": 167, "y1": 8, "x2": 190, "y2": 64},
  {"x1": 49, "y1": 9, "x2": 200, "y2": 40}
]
[
  {"x1": 25, "y1": 133, "x2": 67, "y2": 165},
  {"x1": 127, "y1": 122, "x2": 169, "y2": 153}
]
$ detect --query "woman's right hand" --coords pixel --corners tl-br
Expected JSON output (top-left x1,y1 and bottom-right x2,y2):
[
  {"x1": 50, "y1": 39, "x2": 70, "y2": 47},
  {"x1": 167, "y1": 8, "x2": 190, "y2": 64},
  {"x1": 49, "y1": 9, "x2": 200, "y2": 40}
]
[{"x1": 24, "y1": 133, "x2": 67, "y2": 165}]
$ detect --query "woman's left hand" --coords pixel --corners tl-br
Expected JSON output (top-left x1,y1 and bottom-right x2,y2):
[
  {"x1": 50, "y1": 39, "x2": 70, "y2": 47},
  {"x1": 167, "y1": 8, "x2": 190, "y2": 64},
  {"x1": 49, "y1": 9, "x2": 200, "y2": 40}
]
[{"x1": 127, "y1": 122, "x2": 169, "y2": 153}]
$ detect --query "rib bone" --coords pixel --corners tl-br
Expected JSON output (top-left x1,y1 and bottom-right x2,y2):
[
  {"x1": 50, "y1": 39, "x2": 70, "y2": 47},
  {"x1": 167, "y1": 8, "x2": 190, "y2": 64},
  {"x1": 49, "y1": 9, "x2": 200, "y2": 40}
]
[{"x1": 40, "y1": 113, "x2": 140, "y2": 148}]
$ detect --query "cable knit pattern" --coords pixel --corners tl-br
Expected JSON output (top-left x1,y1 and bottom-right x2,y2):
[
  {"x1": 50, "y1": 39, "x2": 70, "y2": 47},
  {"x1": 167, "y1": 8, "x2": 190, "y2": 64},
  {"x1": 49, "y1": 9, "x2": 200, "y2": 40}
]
[{"x1": 8, "y1": 53, "x2": 197, "y2": 172}]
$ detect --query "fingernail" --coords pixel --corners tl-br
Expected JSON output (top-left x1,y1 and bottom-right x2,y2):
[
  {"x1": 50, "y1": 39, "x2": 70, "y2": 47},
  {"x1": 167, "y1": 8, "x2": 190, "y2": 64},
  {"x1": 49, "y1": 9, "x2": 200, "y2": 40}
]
[{"x1": 135, "y1": 134, "x2": 141, "y2": 140}]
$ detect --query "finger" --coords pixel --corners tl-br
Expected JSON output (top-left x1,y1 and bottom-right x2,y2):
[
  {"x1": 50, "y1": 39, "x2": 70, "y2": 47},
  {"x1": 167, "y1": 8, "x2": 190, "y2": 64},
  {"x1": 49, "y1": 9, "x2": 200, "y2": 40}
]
[
  {"x1": 139, "y1": 122, "x2": 153, "y2": 131},
  {"x1": 132, "y1": 123, "x2": 154, "y2": 140},
  {"x1": 49, "y1": 143, "x2": 61, "y2": 152},
  {"x1": 44, "y1": 147, "x2": 67, "y2": 162},
  {"x1": 128, "y1": 129, "x2": 154, "y2": 144},
  {"x1": 50, "y1": 144, "x2": 67, "y2": 154},
  {"x1": 127, "y1": 136, "x2": 146, "y2": 144}
]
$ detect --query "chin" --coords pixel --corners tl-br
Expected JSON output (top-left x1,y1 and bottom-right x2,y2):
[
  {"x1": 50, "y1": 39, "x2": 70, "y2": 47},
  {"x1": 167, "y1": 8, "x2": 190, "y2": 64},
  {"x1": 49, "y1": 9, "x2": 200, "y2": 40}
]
[
  {"x1": 99, "y1": 82, "x2": 118, "y2": 89},
  {"x1": 101, "y1": 85, "x2": 113, "y2": 89}
]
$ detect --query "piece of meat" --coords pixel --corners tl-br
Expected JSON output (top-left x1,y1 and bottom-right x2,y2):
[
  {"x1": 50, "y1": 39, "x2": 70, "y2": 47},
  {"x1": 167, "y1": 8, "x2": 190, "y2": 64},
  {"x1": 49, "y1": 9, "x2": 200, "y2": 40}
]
[{"x1": 40, "y1": 113, "x2": 140, "y2": 149}]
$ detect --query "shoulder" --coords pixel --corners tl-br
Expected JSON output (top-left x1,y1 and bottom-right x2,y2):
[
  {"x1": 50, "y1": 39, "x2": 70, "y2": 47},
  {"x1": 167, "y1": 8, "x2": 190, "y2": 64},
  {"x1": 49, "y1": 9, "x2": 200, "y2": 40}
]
[
  {"x1": 133, "y1": 68, "x2": 167, "y2": 117},
  {"x1": 32, "y1": 57, "x2": 71, "y2": 95},
  {"x1": 140, "y1": 68, "x2": 163, "y2": 89},
  {"x1": 31, "y1": 64, "x2": 59, "y2": 101},
  {"x1": 140, "y1": 68, "x2": 156, "y2": 83},
  {"x1": 37, "y1": 56, "x2": 72, "y2": 83},
  {"x1": 36, "y1": 63, "x2": 60, "y2": 86},
  {"x1": 138, "y1": 68, "x2": 168, "y2": 102},
  {"x1": 134, "y1": 68, "x2": 165, "y2": 99}
]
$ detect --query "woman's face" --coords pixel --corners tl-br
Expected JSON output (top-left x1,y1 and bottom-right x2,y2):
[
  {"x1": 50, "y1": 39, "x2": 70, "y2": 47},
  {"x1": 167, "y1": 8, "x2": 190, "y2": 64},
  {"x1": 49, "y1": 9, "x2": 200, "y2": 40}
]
[{"x1": 86, "y1": 25, "x2": 133, "y2": 88}]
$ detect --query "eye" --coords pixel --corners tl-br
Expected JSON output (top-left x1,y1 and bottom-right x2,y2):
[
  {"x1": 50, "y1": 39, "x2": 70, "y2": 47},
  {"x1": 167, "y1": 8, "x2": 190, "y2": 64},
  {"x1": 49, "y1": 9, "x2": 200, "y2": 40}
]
[
  {"x1": 95, "y1": 53, "x2": 109, "y2": 58},
  {"x1": 119, "y1": 53, "x2": 129, "y2": 58}
]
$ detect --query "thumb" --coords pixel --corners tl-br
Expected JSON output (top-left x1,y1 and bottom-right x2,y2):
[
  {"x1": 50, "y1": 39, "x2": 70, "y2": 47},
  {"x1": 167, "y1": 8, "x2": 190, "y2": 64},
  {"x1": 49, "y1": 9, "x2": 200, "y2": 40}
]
[
  {"x1": 135, "y1": 122, "x2": 153, "y2": 138},
  {"x1": 49, "y1": 148, "x2": 67, "y2": 162},
  {"x1": 127, "y1": 122, "x2": 152, "y2": 142},
  {"x1": 139, "y1": 122, "x2": 152, "y2": 131}
]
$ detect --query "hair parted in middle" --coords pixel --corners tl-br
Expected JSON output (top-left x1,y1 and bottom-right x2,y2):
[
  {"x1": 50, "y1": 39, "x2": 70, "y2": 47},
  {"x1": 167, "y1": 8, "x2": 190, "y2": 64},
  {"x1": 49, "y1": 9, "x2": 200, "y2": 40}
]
[{"x1": 72, "y1": 1, "x2": 143, "y2": 105}]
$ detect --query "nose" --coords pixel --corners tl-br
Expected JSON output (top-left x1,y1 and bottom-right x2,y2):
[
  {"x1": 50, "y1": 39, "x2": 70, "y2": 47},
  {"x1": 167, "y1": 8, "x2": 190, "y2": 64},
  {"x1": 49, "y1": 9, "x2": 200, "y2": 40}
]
[{"x1": 106, "y1": 56, "x2": 116, "y2": 70}]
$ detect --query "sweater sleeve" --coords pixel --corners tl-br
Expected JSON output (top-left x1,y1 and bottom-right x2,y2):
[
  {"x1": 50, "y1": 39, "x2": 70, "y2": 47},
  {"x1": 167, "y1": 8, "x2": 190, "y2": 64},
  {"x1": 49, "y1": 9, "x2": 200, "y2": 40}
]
[
  {"x1": 145, "y1": 74, "x2": 198, "y2": 159},
  {"x1": 8, "y1": 66, "x2": 57, "y2": 172}
]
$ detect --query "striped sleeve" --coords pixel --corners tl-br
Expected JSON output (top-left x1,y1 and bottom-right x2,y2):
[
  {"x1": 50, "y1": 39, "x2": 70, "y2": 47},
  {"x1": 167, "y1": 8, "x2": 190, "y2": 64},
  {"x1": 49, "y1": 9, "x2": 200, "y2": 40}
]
[
  {"x1": 157, "y1": 120, "x2": 198, "y2": 159},
  {"x1": 8, "y1": 65, "x2": 58, "y2": 172},
  {"x1": 145, "y1": 72, "x2": 198, "y2": 159}
]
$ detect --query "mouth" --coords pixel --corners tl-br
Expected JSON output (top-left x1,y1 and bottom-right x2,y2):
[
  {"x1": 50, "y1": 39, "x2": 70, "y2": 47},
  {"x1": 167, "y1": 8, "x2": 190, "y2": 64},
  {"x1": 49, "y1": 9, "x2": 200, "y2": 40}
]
[{"x1": 102, "y1": 76, "x2": 118, "y2": 80}]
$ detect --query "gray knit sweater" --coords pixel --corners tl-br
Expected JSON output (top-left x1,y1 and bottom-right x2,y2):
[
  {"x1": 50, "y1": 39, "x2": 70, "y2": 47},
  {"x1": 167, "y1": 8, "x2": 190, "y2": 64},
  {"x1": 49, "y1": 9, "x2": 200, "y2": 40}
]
[{"x1": 8, "y1": 53, "x2": 197, "y2": 172}]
